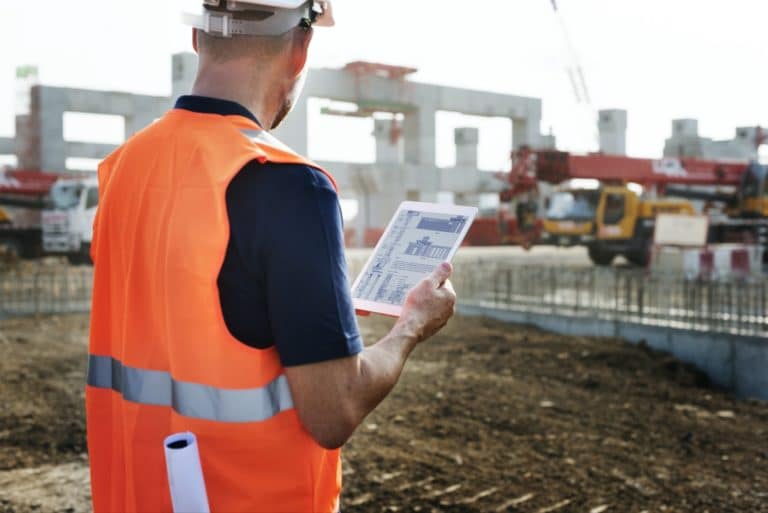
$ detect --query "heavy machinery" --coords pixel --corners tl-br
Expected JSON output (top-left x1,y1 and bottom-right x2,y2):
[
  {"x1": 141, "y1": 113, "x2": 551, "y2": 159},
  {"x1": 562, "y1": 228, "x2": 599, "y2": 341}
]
[
  {"x1": 535, "y1": 151, "x2": 767, "y2": 266},
  {"x1": 0, "y1": 169, "x2": 61, "y2": 259},
  {"x1": 465, "y1": 146, "x2": 543, "y2": 248},
  {"x1": 41, "y1": 174, "x2": 98, "y2": 265},
  {"x1": 546, "y1": 184, "x2": 694, "y2": 265},
  {"x1": 665, "y1": 162, "x2": 768, "y2": 219}
]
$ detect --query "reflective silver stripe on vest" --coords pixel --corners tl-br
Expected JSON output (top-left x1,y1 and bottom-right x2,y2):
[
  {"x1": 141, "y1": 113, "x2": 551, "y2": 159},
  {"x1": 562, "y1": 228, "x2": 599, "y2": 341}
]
[
  {"x1": 240, "y1": 129, "x2": 297, "y2": 155},
  {"x1": 87, "y1": 355, "x2": 294, "y2": 423}
]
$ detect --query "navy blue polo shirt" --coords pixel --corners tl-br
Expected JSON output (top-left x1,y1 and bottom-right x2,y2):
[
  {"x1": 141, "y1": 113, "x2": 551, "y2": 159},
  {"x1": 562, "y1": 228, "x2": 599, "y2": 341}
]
[{"x1": 175, "y1": 96, "x2": 363, "y2": 367}]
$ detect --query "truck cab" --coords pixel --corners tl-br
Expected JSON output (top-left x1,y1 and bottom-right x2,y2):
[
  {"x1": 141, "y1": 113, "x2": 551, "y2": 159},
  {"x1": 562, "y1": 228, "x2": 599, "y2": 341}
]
[
  {"x1": 42, "y1": 176, "x2": 98, "y2": 264},
  {"x1": 542, "y1": 188, "x2": 599, "y2": 246},
  {"x1": 544, "y1": 184, "x2": 694, "y2": 266},
  {"x1": 590, "y1": 186, "x2": 694, "y2": 266},
  {"x1": 739, "y1": 162, "x2": 768, "y2": 218}
]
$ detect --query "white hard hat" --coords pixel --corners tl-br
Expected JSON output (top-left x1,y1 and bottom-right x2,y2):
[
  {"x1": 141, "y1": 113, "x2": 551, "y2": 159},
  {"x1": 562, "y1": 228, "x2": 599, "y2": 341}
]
[{"x1": 183, "y1": 0, "x2": 334, "y2": 38}]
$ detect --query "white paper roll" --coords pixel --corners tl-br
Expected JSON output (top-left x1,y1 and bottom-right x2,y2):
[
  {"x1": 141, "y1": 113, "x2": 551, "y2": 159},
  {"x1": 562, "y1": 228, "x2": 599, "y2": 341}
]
[{"x1": 164, "y1": 432, "x2": 211, "y2": 513}]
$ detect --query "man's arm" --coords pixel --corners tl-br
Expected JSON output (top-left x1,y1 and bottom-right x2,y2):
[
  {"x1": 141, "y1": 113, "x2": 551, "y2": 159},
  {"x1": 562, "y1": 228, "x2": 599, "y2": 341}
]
[
  {"x1": 229, "y1": 162, "x2": 456, "y2": 448},
  {"x1": 285, "y1": 263, "x2": 456, "y2": 449}
]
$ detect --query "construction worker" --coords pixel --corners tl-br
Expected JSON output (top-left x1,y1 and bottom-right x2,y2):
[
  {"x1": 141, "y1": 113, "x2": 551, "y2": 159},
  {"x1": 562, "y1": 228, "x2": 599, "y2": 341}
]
[{"x1": 85, "y1": 1, "x2": 457, "y2": 512}]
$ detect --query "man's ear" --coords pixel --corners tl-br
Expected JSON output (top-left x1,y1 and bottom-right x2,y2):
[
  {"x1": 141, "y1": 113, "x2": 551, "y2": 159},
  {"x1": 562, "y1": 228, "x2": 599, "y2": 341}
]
[
  {"x1": 289, "y1": 28, "x2": 313, "y2": 77},
  {"x1": 192, "y1": 28, "x2": 199, "y2": 53}
]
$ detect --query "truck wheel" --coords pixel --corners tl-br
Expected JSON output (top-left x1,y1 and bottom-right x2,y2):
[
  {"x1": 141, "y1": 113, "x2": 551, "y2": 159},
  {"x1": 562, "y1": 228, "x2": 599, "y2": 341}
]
[
  {"x1": 19, "y1": 241, "x2": 43, "y2": 260},
  {"x1": 67, "y1": 251, "x2": 93, "y2": 266},
  {"x1": 626, "y1": 250, "x2": 650, "y2": 267},
  {"x1": 588, "y1": 245, "x2": 615, "y2": 266}
]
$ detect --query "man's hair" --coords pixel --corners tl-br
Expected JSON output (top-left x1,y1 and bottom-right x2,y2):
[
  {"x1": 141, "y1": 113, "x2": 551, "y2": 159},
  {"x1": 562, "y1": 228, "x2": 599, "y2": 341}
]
[{"x1": 196, "y1": 29, "x2": 296, "y2": 62}]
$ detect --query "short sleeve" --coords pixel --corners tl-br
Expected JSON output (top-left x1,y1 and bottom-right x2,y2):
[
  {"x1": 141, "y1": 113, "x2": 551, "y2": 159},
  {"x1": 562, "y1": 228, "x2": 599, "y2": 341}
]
[{"x1": 226, "y1": 163, "x2": 363, "y2": 367}]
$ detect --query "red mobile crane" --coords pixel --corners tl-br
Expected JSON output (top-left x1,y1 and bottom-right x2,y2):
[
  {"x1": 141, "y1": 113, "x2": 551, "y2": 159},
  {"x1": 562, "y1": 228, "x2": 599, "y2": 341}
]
[
  {"x1": 523, "y1": 151, "x2": 766, "y2": 265},
  {"x1": 465, "y1": 149, "x2": 752, "y2": 248},
  {"x1": 464, "y1": 146, "x2": 543, "y2": 248}
]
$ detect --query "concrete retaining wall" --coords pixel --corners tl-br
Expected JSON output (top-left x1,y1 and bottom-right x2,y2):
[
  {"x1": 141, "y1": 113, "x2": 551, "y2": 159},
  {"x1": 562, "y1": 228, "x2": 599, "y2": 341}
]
[{"x1": 459, "y1": 304, "x2": 768, "y2": 401}]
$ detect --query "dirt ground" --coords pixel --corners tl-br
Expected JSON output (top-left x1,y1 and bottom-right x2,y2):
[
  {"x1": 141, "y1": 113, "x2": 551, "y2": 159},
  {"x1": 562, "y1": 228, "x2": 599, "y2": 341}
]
[{"x1": 0, "y1": 313, "x2": 766, "y2": 513}]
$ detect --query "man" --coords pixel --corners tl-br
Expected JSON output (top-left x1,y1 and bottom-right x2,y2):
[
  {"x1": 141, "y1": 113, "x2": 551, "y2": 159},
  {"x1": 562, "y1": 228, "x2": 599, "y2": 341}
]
[{"x1": 85, "y1": 1, "x2": 456, "y2": 512}]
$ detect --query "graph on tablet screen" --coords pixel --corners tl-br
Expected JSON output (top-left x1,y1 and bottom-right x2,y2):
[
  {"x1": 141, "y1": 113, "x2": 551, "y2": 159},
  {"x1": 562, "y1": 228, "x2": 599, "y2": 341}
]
[{"x1": 353, "y1": 210, "x2": 470, "y2": 306}]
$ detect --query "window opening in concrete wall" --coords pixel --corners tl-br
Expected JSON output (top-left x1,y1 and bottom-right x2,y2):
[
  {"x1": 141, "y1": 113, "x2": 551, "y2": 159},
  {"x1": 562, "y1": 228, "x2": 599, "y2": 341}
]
[
  {"x1": 339, "y1": 198, "x2": 359, "y2": 222},
  {"x1": 437, "y1": 192, "x2": 455, "y2": 205},
  {"x1": 478, "y1": 193, "x2": 500, "y2": 211},
  {"x1": 435, "y1": 111, "x2": 512, "y2": 171},
  {"x1": 65, "y1": 158, "x2": 101, "y2": 172},
  {"x1": 63, "y1": 112, "x2": 125, "y2": 144},
  {"x1": 0, "y1": 155, "x2": 18, "y2": 168},
  {"x1": 308, "y1": 99, "x2": 375, "y2": 163}
]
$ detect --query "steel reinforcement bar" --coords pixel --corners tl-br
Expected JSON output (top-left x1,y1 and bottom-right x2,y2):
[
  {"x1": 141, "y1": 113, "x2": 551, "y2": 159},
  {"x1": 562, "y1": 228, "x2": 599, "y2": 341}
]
[
  {"x1": 451, "y1": 262, "x2": 768, "y2": 338},
  {"x1": 0, "y1": 267, "x2": 93, "y2": 319},
  {"x1": 0, "y1": 262, "x2": 765, "y2": 338}
]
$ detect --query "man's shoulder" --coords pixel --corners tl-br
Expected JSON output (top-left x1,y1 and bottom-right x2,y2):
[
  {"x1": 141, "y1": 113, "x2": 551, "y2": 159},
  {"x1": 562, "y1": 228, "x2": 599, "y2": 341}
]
[{"x1": 236, "y1": 160, "x2": 336, "y2": 193}]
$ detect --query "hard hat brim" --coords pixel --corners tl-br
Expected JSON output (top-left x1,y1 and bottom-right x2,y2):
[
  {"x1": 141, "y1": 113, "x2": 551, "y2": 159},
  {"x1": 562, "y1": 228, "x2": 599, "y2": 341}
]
[{"x1": 185, "y1": 1, "x2": 334, "y2": 36}]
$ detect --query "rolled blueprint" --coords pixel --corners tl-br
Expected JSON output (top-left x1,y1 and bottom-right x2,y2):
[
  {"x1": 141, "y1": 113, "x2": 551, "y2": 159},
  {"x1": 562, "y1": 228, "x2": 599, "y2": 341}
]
[{"x1": 164, "y1": 432, "x2": 211, "y2": 513}]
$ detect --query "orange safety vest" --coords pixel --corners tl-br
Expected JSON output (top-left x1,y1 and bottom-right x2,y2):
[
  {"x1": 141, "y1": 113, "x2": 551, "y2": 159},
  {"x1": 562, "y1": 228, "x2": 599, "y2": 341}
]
[{"x1": 86, "y1": 108, "x2": 341, "y2": 513}]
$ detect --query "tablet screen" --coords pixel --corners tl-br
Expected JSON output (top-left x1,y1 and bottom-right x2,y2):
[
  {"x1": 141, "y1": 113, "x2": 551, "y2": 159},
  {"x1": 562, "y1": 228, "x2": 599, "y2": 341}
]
[{"x1": 352, "y1": 206, "x2": 474, "y2": 309}]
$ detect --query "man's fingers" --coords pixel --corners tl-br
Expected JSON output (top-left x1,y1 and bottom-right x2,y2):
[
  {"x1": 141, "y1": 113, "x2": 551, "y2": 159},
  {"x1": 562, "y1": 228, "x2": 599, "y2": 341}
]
[{"x1": 427, "y1": 262, "x2": 453, "y2": 288}]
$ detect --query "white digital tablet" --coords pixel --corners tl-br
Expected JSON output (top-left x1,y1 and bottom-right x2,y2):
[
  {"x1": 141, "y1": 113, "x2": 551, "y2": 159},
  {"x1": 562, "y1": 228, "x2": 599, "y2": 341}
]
[{"x1": 351, "y1": 201, "x2": 478, "y2": 317}]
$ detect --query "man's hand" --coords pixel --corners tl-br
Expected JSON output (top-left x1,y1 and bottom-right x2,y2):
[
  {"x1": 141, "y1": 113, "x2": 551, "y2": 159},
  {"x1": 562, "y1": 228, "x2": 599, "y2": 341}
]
[
  {"x1": 395, "y1": 262, "x2": 457, "y2": 343},
  {"x1": 284, "y1": 262, "x2": 458, "y2": 450}
]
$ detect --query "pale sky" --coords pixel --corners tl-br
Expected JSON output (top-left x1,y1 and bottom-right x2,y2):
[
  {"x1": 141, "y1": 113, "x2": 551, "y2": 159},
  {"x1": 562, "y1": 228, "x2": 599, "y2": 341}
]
[{"x1": 1, "y1": 0, "x2": 767, "y2": 171}]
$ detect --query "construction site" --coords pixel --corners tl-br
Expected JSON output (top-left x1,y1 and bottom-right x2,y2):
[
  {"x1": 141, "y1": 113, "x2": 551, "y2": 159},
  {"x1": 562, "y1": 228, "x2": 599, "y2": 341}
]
[{"x1": 1, "y1": 1, "x2": 768, "y2": 511}]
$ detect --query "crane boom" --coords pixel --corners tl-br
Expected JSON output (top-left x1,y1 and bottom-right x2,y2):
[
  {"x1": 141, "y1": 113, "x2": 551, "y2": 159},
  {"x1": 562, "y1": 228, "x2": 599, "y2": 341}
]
[{"x1": 534, "y1": 151, "x2": 750, "y2": 187}]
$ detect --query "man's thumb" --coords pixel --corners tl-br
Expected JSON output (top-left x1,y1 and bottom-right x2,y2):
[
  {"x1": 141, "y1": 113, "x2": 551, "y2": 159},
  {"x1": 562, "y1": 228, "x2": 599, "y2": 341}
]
[{"x1": 429, "y1": 262, "x2": 453, "y2": 287}]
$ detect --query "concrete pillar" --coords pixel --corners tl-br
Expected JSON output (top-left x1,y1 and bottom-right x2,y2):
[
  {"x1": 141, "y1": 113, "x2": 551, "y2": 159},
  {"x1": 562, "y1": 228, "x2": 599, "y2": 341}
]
[
  {"x1": 373, "y1": 119, "x2": 402, "y2": 163},
  {"x1": 20, "y1": 86, "x2": 67, "y2": 172},
  {"x1": 403, "y1": 107, "x2": 436, "y2": 166},
  {"x1": 672, "y1": 119, "x2": 699, "y2": 137},
  {"x1": 349, "y1": 165, "x2": 404, "y2": 247},
  {"x1": 455, "y1": 127, "x2": 479, "y2": 168},
  {"x1": 512, "y1": 118, "x2": 540, "y2": 150},
  {"x1": 598, "y1": 109, "x2": 627, "y2": 156},
  {"x1": 172, "y1": 52, "x2": 198, "y2": 105},
  {"x1": 15, "y1": 114, "x2": 35, "y2": 169},
  {"x1": 125, "y1": 98, "x2": 156, "y2": 137},
  {"x1": 452, "y1": 127, "x2": 480, "y2": 207},
  {"x1": 349, "y1": 119, "x2": 407, "y2": 247},
  {"x1": 734, "y1": 127, "x2": 761, "y2": 160}
]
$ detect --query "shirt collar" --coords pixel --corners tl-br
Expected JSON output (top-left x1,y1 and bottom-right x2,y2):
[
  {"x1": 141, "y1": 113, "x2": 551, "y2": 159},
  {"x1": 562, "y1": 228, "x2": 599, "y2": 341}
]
[{"x1": 174, "y1": 95, "x2": 262, "y2": 126}]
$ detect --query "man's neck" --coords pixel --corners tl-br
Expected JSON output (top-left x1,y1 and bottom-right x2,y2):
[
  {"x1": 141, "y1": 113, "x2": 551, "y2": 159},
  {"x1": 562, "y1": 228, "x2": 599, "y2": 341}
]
[{"x1": 191, "y1": 65, "x2": 279, "y2": 128}]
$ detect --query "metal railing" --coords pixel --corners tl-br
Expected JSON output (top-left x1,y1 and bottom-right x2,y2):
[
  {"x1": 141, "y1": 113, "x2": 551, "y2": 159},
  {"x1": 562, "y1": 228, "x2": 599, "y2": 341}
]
[
  {"x1": 0, "y1": 266, "x2": 93, "y2": 318},
  {"x1": 0, "y1": 260, "x2": 765, "y2": 338},
  {"x1": 451, "y1": 262, "x2": 768, "y2": 338}
]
